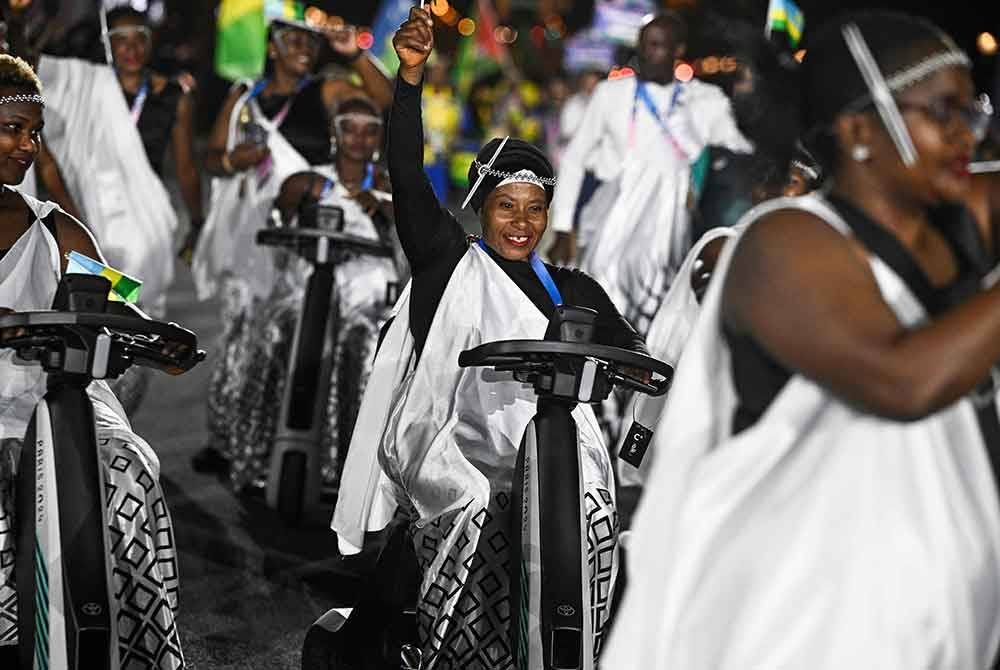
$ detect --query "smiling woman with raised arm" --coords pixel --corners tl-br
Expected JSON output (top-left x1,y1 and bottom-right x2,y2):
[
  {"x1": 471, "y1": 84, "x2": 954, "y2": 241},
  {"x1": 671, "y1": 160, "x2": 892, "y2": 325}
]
[
  {"x1": 331, "y1": 7, "x2": 646, "y2": 668},
  {"x1": 0, "y1": 55, "x2": 184, "y2": 669},
  {"x1": 606, "y1": 11, "x2": 1000, "y2": 670},
  {"x1": 190, "y1": 8, "x2": 392, "y2": 476}
]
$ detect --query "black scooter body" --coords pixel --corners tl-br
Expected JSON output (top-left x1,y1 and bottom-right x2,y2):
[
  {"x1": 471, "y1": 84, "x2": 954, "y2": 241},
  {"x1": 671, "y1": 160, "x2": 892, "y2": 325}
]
[{"x1": 2, "y1": 274, "x2": 203, "y2": 669}]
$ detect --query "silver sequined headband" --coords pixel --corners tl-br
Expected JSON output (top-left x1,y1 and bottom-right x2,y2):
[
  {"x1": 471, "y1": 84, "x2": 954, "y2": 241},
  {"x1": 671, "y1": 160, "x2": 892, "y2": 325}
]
[
  {"x1": 0, "y1": 94, "x2": 44, "y2": 107},
  {"x1": 472, "y1": 162, "x2": 557, "y2": 188}
]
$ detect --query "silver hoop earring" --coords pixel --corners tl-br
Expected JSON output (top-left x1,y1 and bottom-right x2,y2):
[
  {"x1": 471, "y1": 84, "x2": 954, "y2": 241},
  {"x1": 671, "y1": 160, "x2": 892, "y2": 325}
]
[
  {"x1": 372, "y1": 149, "x2": 381, "y2": 163},
  {"x1": 851, "y1": 145, "x2": 871, "y2": 162}
]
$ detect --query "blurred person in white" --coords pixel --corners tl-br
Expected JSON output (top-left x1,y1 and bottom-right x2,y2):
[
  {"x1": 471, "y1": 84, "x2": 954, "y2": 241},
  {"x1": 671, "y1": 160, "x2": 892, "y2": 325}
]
[
  {"x1": 606, "y1": 11, "x2": 1000, "y2": 669},
  {"x1": 547, "y1": 12, "x2": 750, "y2": 339}
]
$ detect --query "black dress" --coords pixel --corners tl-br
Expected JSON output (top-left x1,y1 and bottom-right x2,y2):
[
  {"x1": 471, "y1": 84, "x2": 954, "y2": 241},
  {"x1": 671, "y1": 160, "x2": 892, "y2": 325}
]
[
  {"x1": 726, "y1": 195, "x2": 1000, "y2": 464},
  {"x1": 387, "y1": 77, "x2": 646, "y2": 359},
  {"x1": 123, "y1": 78, "x2": 182, "y2": 177},
  {"x1": 256, "y1": 78, "x2": 331, "y2": 166}
]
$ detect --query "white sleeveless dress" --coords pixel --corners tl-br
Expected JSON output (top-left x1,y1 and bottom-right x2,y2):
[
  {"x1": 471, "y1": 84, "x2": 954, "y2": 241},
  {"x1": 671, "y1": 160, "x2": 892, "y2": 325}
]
[
  {"x1": 604, "y1": 193, "x2": 1000, "y2": 670},
  {"x1": 0, "y1": 192, "x2": 184, "y2": 666}
]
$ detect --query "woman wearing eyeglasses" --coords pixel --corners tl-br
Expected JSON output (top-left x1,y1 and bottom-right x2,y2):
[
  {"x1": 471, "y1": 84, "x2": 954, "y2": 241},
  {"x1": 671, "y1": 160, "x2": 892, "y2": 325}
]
[
  {"x1": 223, "y1": 96, "x2": 405, "y2": 493},
  {"x1": 191, "y1": 12, "x2": 392, "y2": 476},
  {"x1": 607, "y1": 11, "x2": 1000, "y2": 669}
]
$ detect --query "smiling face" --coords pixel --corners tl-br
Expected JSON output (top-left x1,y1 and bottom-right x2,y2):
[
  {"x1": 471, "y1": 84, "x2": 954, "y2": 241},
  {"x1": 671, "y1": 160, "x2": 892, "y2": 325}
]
[
  {"x1": 270, "y1": 26, "x2": 321, "y2": 78},
  {"x1": 0, "y1": 89, "x2": 41, "y2": 185},
  {"x1": 480, "y1": 183, "x2": 548, "y2": 261},
  {"x1": 109, "y1": 15, "x2": 152, "y2": 76}
]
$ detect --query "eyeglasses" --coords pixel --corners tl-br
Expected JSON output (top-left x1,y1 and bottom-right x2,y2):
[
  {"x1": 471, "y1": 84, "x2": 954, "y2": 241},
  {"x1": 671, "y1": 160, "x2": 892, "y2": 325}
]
[{"x1": 897, "y1": 93, "x2": 994, "y2": 142}]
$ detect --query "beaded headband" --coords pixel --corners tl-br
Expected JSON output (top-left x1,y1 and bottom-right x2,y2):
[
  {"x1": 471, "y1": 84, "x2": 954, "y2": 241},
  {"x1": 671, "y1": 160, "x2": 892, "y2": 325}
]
[
  {"x1": 491, "y1": 167, "x2": 557, "y2": 189},
  {"x1": 333, "y1": 113, "x2": 383, "y2": 127},
  {"x1": 106, "y1": 26, "x2": 152, "y2": 41},
  {"x1": 0, "y1": 93, "x2": 44, "y2": 107}
]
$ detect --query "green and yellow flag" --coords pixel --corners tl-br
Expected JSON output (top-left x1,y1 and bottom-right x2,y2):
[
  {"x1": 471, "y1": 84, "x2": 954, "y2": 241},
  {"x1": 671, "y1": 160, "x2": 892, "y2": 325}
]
[
  {"x1": 766, "y1": 0, "x2": 805, "y2": 48},
  {"x1": 215, "y1": 0, "x2": 306, "y2": 81},
  {"x1": 65, "y1": 252, "x2": 143, "y2": 304}
]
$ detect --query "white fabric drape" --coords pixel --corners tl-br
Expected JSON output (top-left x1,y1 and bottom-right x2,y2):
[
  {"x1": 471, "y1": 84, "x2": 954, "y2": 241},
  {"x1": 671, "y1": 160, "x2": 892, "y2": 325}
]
[
  {"x1": 37, "y1": 56, "x2": 178, "y2": 313},
  {"x1": 333, "y1": 244, "x2": 611, "y2": 552},
  {"x1": 192, "y1": 84, "x2": 310, "y2": 301},
  {"x1": 604, "y1": 193, "x2": 1000, "y2": 670},
  {"x1": 550, "y1": 76, "x2": 751, "y2": 335},
  {"x1": 617, "y1": 225, "x2": 738, "y2": 487}
]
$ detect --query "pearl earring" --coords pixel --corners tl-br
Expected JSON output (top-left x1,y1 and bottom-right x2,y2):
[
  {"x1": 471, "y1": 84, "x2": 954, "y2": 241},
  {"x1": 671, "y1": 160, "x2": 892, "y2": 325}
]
[{"x1": 851, "y1": 145, "x2": 871, "y2": 162}]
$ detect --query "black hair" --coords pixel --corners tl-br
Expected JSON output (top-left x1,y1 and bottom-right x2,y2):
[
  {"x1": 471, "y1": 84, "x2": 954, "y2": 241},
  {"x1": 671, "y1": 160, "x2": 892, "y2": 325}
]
[
  {"x1": 106, "y1": 7, "x2": 147, "y2": 29},
  {"x1": 639, "y1": 11, "x2": 689, "y2": 47},
  {"x1": 800, "y1": 10, "x2": 964, "y2": 176},
  {"x1": 335, "y1": 96, "x2": 379, "y2": 118},
  {"x1": 0, "y1": 54, "x2": 40, "y2": 94},
  {"x1": 466, "y1": 138, "x2": 554, "y2": 214}
]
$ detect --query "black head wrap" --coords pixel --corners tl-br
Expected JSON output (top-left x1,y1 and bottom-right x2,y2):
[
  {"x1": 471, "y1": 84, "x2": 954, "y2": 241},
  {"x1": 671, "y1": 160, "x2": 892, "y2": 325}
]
[
  {"x1": 465, "y1": 138, "x2": 555, "y2": 214},
  {"x1": 800, "y1": 11, "x2": 967, "y2": 173}
]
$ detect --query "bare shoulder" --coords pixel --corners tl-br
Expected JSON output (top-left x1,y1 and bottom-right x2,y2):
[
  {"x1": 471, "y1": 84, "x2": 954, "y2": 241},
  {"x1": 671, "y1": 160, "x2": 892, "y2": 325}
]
[
  {"x1": 723, "y1": 206, "x2": 874, "y2": 331},
  {"x1": 53, "y1": 210, "x2": 103, "y2": 266}
]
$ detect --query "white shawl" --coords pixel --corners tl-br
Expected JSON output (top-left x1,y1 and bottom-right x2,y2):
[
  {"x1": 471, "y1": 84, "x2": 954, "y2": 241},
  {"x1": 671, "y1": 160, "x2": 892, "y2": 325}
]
[
  {"x1": 333, "y1": 244, "x2": 609, "y2": 554},
  {"x1": 604, "y1": 193, "x2": 1000, "y2": 669},
  {"x1": 617, "y1": 225, "x2": 738, "y2": 487},
  {"x1": 192, "y1": 84, "x2": 310, "y2": 301},
  {"x1": 37, "y1": 56, "x2": 178, "y2": 313}
]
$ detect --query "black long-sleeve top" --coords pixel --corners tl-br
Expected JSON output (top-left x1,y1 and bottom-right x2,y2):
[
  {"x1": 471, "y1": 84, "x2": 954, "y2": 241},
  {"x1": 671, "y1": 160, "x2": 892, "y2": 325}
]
[{"x1": 388, "y1": 77, "x2": 646, "y2": 359}]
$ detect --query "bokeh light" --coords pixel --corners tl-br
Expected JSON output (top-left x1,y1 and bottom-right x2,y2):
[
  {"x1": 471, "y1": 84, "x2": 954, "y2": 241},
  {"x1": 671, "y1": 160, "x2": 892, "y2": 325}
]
[
  {"x1": 674, "y1": 62, "x2": 694, "y2": 82},
  {"x1": 357, "y1": 30, "x2": 374, "y2": 50},
  {"x1": 978, "y1": 32, "x2": 998, "y2": 56},
  {"x1": 430, "y1": 0, "x2": 450, "y2": 17},
  {"x1": 457, "y1": 18, "x2": 476, "y2": 36}
]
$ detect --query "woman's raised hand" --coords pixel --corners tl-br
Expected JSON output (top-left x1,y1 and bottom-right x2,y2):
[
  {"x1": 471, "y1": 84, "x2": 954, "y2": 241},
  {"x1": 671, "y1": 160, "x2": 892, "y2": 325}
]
[{"x1": 394, "y1": 6, "x2": 434, "y2": 85}]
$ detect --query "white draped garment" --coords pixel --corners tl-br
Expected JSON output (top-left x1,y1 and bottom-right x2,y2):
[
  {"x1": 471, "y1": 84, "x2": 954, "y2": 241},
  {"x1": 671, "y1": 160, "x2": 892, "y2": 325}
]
[
  {"x1": 550, "y1": 76, "x2": 751, "y2": 335},
  {"x1": 192, "y1": 83, "x2": 310, "y2": 302},
  {"x1": 37, "y1": 56, "x2": 178, "y2": 313},
  {"x1": 604, "y1": 193, "x2": 1000, "y2": 670}
]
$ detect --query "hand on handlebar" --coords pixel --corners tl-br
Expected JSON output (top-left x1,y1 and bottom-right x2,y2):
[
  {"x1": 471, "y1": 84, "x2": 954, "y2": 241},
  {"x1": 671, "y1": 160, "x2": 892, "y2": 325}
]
[
  {"x1": 620, "y1": 366, "x2": 653, "y2": 385},
  {"x1": 351, "y1": 190, "x2": 381, "y2": 217},
  {"x1": 0, "y1": 307, "x2": 25, "y2": 342}
]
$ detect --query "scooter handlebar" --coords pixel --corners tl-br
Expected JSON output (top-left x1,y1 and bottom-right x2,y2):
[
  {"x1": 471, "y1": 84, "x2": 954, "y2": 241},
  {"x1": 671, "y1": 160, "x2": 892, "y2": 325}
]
[
  {"x1": 0, "y1": 310, "x2": 205, "y2": 375},
  {"x1": 256, "y1": 227, "x2": 393, "y2": 260},
  {"x1": 458, "y1": 340, "x2": 673, "y2": 397}
]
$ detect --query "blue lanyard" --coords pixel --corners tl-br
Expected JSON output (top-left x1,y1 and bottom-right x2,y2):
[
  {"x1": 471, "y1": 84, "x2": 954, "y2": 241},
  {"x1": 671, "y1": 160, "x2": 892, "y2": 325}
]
[
  {"x1": 247, "y1": 77, "x2": 310, "y2": 126},
  {"x1": 476, "y1": 238, "x2": 563, "y2": 307},
  {"x1": 321, "y1": 163, "x2": 374, "y2": 199},
  {"x1": 129, "y1": 77, "x2": 150, "y2": 124},
  {"x1": 630, "y1": 80, "x2": 687, "y2": 158},
  {"x1": 361, "y1": 163, "x2": 375, "y2": 191}
]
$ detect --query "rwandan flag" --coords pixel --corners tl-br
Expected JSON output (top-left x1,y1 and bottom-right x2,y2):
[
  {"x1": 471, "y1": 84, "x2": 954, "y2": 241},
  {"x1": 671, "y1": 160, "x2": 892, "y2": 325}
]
[
  {"x1": 370, "y1": 0, "x2": 414, "y2": 75},
  {"x1": 766, "y1": 0, "x2": 804, "y2": 48},
  {"x1": 215, "y1": 0, "x2": 305, "y2": 81},
  {"x1": 65, "y1": 251, "x2": 143, "y2": 304}
]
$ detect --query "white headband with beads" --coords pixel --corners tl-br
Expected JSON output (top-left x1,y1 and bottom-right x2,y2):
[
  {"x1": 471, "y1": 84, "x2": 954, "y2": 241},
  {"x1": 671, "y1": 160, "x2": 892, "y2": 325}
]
[{"x1": 0, "y1": 93, "x2": 44, "y2": 107}]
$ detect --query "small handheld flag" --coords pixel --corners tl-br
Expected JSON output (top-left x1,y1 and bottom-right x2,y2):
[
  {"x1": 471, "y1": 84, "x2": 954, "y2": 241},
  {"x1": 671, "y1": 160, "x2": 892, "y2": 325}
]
[
  {"x1": 766, "y1": 0, "x2": 805, "y2": 48},
  {"x1": 65, "y1": 252, "x2": 143, "y2": 304}
]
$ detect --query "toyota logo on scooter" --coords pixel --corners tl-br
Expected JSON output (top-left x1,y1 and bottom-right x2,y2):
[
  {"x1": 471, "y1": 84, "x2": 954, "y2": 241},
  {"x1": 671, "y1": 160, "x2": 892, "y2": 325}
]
[
  {"x1": 82, "y1": 602, "x2": 103, "y2": 616},
  {"x1": 556, "y1": 604, "x2": 575, "y2": 617}
]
